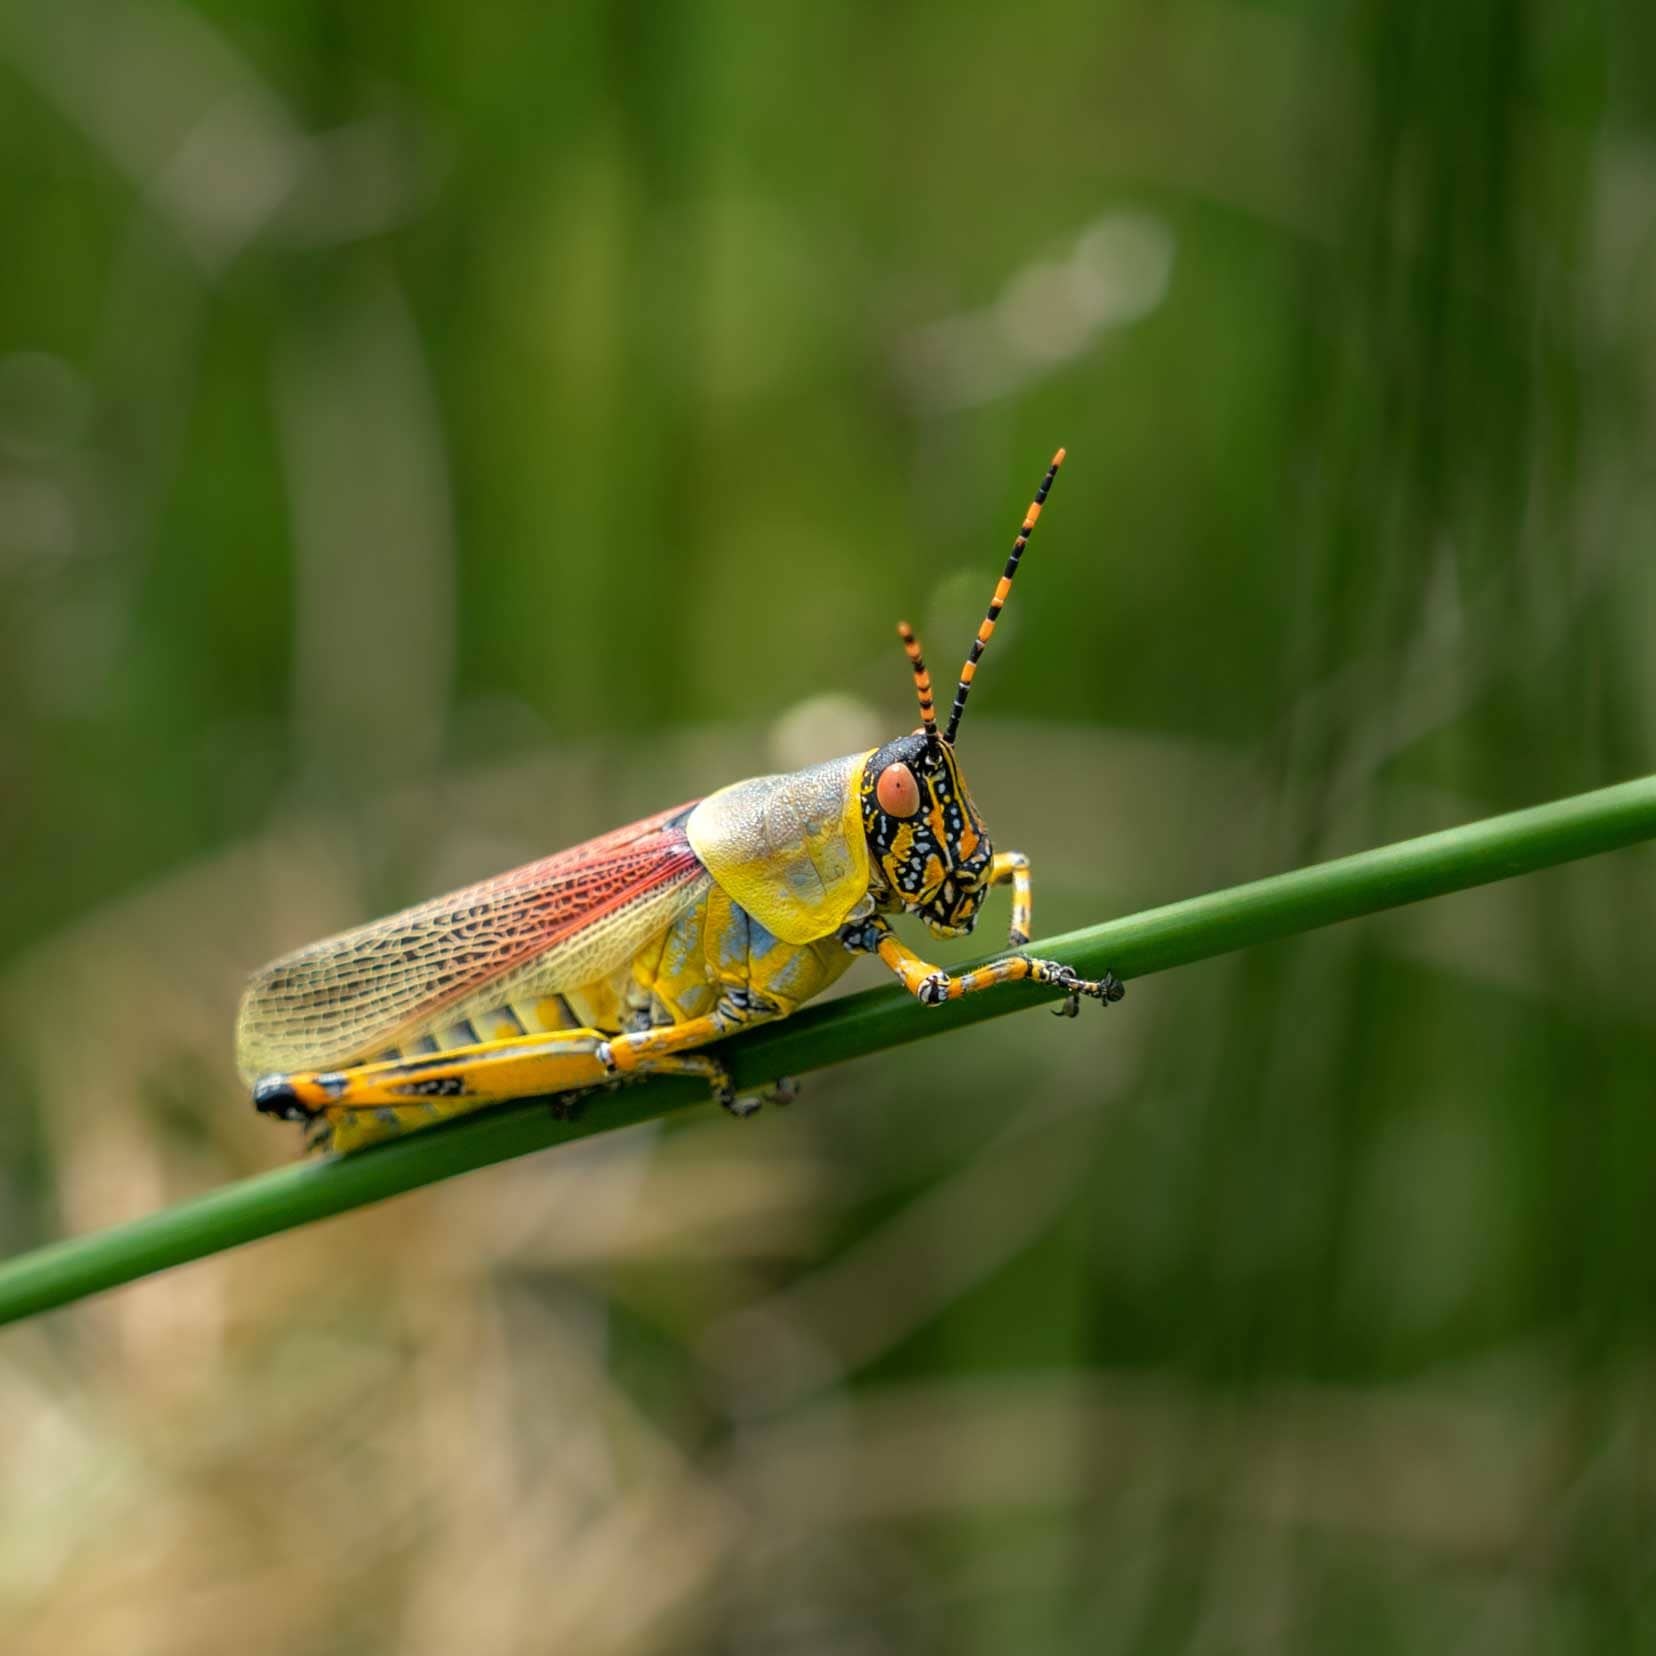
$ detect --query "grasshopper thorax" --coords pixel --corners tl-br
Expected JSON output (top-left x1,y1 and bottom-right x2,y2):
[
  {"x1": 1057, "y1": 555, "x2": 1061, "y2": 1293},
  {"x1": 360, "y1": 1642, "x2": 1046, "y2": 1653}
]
[{"x1": 861, "y1": 734, "x2": 992, "y2": 939}]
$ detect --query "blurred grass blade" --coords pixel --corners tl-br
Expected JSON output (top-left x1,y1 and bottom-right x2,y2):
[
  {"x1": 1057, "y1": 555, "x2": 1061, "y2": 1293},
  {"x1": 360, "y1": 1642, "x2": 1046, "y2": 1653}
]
[{"x1": 2, "y1": 771, "x2": 1655, "y2": 1328}]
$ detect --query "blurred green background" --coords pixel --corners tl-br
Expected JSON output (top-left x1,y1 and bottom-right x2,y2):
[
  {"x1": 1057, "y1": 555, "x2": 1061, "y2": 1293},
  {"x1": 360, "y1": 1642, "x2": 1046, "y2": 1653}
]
[{"x1": 4, "y1": 1, "x2": 1656, "y2": 1650}]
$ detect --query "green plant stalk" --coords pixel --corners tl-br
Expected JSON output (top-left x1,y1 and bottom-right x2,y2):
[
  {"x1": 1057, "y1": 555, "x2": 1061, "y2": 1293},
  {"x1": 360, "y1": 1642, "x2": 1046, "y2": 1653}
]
[{"x1": 3, "y1": 772, "x2": 1654, "y2": 1329}]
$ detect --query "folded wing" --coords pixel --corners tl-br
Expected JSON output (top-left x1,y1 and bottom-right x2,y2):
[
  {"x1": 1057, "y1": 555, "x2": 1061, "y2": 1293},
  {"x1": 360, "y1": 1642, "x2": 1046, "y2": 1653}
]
[{"x1": 236, "y1": 803, "x2": 708, "y2": 1077}]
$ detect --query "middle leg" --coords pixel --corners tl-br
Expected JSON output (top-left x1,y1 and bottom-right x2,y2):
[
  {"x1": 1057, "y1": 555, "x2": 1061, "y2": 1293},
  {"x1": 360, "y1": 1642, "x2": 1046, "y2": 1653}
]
[
  {"x1": 598, "y1": 991, "x2": 783, "y2": 1116},
  {"x1": 840, "y1": 914, "x2": 1124, "y2": 1015}
]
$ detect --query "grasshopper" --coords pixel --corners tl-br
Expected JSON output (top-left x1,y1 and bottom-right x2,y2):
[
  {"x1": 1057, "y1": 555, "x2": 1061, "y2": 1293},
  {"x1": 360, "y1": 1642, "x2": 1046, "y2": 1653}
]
[{"x1": 239, "y1": 449, "x2": 1123, "y2": 1152}]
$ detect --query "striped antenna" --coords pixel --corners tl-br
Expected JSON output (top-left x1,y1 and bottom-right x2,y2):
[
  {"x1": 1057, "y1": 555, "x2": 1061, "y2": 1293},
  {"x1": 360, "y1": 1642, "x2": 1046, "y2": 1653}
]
[
  {"x1": 943, "y1": 446, "x2": 1065, "y2": 745},
  {"x1": 896, "y1": 620, "x2": 939, "y2": 741}
]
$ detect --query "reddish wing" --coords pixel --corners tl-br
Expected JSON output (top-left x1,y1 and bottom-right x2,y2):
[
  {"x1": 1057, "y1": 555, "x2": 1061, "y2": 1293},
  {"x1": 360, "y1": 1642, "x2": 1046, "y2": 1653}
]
[{"x1": 236, "y1": 802, "x2": 705, "y2": 1076}]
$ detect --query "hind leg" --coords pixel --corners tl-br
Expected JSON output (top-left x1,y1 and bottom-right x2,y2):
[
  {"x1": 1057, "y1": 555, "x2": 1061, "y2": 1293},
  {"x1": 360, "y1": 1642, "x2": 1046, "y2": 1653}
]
[
  {"x1": 253, "y1": 1028, "x2": 749, "y2": 1151},
  {"x1": 255, "y1": 1030, "x2": 619, "y2": 1150},
  {"x1": 252, "y1": 1028, "x2": 614, "y2": 1123}
]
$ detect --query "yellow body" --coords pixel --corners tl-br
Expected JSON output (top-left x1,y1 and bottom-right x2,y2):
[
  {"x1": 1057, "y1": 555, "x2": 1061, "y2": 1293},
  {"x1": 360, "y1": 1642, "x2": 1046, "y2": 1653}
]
[
  {"x1": 305, "y1": 880, "x2": 860, "y2": 1149},
  {"x1": 238, "y1": 758, "x2": 875, "y2": 1152}
]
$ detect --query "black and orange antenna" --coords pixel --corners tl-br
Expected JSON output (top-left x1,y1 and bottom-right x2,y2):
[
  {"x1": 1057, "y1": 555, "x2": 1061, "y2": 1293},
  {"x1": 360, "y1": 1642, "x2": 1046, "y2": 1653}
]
[
  {"x1": 896, "y1": 620, "x2": 939, "y2": 742},
  {"x1": 943, "y1": 446, "x2": 1064, "y2": 745}
]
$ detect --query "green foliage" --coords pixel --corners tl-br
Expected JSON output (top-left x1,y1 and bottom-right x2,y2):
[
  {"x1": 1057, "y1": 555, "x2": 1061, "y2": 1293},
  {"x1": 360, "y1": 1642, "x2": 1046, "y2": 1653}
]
[{"x1": 5, "y1": 0, "x2": 1656, "y2": 1648}]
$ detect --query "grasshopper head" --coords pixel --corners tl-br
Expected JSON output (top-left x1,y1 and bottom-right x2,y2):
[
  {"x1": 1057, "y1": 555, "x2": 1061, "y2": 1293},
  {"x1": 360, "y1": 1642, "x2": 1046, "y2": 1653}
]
[
  {"x1": 862, "y1": 447, "x2": 1064, "y2": 939},
  {"x1": 860, "y1": 732, "x2": 992, "y2": 939}
]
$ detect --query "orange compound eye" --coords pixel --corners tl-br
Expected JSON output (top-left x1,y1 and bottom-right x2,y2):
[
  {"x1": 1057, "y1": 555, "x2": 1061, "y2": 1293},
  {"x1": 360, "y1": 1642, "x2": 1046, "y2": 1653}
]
[{"x1": 876, "y1": 762, "x2": 920, "y2": 818}]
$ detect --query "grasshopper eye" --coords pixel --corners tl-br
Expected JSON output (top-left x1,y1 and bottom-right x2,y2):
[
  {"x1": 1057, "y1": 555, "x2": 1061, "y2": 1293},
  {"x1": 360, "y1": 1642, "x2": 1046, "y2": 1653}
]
[{"x1": 876, "y1": 762, "x2": 920, "y2": 818}]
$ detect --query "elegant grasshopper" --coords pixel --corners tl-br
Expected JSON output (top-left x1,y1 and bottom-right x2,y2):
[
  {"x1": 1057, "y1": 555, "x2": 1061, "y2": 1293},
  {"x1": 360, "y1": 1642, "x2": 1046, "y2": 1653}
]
[{"x1": 238, "y1": 449, "x2": 1123, "y2": 1152}]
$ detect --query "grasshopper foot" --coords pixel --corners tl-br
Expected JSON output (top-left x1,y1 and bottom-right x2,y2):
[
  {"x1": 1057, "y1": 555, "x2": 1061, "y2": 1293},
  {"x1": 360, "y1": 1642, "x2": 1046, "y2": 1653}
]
[
  {"x1": 727, "y1": 1075, "x2": 797, "y2": 1118},
  {"x1": 548, "y1": 1091, "x2": 587, "y2": 1123},
  {"x1": 703, "y1": 1059, "x2": 747, "y2": 1117},
  {"x1": 1032, "y1": 961, "x2": 1125, "y2": 1015}
]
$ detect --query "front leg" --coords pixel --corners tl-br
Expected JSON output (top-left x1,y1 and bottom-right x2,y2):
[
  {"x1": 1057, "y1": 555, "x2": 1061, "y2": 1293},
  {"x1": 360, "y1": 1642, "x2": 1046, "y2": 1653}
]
[
  {"x1": 839, "y1": 914, "x2": 1124, "y2": 1014},
  {"x1": 987, "y1": 851, "x2": 1033, "y2": 945}
]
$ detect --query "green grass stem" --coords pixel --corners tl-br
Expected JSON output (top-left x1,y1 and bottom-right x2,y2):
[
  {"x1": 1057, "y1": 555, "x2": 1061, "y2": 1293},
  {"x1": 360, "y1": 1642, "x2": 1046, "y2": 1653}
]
[{"x1": 3, "y1": 772, "x2": 1654, "y2": 1328}]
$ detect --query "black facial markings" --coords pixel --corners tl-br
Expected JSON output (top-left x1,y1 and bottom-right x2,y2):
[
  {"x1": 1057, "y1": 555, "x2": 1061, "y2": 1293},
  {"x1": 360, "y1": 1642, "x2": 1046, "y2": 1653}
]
[{"x1": 860, "y1": 735, "x2": 992, "y2": 932}]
